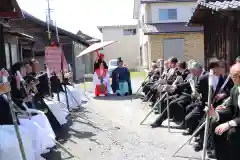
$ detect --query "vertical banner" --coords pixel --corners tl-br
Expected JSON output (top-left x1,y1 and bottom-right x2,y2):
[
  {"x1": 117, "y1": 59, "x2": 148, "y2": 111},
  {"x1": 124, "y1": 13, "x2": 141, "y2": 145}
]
[{"x1": 44, "y1": 46, "x2": 68, "y2": 73}]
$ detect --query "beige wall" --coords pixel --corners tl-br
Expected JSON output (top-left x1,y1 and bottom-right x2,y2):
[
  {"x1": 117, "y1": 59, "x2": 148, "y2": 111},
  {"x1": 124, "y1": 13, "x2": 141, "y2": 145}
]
[
  {"x1": 148, "y1": 32, "x2": 204, "y2": 66},
  {"x1": 101, "y1": 26, "x2": 140, "y2": 70}
]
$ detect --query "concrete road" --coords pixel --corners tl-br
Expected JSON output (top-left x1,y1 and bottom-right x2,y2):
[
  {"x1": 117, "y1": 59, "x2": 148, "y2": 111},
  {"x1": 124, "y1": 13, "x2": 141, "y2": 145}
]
[{"x1": 47, "y1": 78, "x2": 202, "y2": 160}]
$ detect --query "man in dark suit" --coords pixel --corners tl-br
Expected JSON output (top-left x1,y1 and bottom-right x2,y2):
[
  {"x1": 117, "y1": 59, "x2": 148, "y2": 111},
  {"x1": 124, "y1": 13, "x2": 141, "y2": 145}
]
[
  {"x1": 184, "y1": 58, "x2": 232, "y2": 153},
  {"x1": 150, "y1": 61, "x2": 203, "y2": 128},
  {"x1": 209, "y1": 63, "x2": 240, "y2": 160}
]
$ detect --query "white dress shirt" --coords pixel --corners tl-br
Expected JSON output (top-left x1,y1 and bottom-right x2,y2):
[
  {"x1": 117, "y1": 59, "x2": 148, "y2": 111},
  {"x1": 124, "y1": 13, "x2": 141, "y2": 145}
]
[{"x1": 212, "y1": 75, "x2": 219, "y2": 91}]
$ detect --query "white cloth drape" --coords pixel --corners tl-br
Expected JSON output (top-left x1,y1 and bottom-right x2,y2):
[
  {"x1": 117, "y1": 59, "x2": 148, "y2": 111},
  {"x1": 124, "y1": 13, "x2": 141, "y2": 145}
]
[
  {"x1": 44, "y1": 98, "x2": 68, "y2": 125},
  {"x1": 0, "y1": 125, "x2": 35, "y2": 160},
  {"x1": 0, "y1": 111, "x2": 55, "y2": 160}
]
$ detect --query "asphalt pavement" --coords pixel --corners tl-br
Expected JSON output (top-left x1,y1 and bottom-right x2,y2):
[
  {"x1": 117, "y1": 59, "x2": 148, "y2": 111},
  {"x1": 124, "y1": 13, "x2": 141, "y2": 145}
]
[{"x1": 46, "y1": 77, "x2": 202, "y2": 160}]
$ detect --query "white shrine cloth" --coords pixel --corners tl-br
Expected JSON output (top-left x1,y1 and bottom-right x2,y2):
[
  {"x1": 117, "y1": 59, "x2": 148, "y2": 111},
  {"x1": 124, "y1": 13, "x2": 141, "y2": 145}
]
[
  {"x1": 44, "y1": 98, "x2": 68, "y2": 125},
  {"x1": 0, "y1": 125, "x2": 35, "y2": 160},
  {"x1": 19, "y1": 112, "x2": 56, "y2": 152}
]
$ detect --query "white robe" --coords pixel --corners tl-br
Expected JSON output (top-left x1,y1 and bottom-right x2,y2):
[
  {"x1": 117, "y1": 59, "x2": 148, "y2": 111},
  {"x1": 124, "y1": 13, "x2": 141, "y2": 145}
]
[{"x1": 93, "y1": 71, "x2": 111, "y2": 94}]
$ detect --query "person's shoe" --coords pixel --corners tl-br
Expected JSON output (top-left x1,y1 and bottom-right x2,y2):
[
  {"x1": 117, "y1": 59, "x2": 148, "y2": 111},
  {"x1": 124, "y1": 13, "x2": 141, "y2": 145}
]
[
  {"x1": 116, "y1": 93, "x2": 121, "y2": 96},
  {"x1": 193, "y1": 142, "x2": 203, "y2": 152},
  {"x1": 176, "y1": 123, "x2": 186, "y2": 129},
  {"x1": 154, "y1": 110, "x2": 160, "y2": 114},
  {"x1": 194, "y1": 137, "x2": 201, "y2": 143},
  {"x1": 150, "y1": 123, "x2": 161, "y2": 128},
  {"x1": 207, "y1": 150, "x2": 216, "y2": 159},
  {"x1": 182, "y1": 129, "x2": 193, "y2": 136}
]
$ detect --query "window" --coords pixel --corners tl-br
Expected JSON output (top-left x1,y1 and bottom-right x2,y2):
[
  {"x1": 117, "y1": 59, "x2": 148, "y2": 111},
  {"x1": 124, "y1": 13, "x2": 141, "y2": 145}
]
[
  {"x1": 159, "y1": 9, "x2": 177, "y2": 20},
  {"x1": 123, "y1": 29, "x2": 137, "y2": 36}
]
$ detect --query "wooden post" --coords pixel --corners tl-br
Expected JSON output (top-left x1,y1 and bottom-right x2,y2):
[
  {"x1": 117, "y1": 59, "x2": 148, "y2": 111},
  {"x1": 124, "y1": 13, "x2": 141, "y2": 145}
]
[{"x1": 0, "y1": 24, "x2": 6, "y2": 69}]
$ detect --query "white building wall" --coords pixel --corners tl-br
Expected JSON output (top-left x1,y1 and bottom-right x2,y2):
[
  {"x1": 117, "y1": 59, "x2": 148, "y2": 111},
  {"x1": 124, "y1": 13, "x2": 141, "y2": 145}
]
[
  {"x1": 150, "y1": 2, "x2": 196, "y2": 23},
  {"x1": 139, "y1": 4, "x2": 149, "y2": 68},
  {"x1": 101, "y1": 26, "x2": 140, "y2": 70}
]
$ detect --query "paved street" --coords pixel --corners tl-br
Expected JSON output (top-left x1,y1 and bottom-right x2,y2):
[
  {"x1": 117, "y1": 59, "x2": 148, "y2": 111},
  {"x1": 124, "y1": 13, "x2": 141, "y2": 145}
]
[{"x1": 49, "y1": 78, "x2": 201, "y2": 160}]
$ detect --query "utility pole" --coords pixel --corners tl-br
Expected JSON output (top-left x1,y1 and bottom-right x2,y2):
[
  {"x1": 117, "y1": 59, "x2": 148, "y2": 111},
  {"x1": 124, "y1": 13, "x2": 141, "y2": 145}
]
[{"x1": 45, "y1": 0, "x2": 54, "y2": 44}]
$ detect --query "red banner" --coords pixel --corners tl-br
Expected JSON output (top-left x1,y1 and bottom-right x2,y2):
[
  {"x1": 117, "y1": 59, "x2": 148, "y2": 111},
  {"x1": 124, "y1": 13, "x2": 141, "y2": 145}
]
[{"x1": 44, "y1": 46, "x2": 68, "y2": 73}]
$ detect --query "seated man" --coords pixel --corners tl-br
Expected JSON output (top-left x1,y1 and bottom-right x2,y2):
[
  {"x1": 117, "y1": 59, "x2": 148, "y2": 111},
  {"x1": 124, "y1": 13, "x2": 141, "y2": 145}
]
[
  {"x1": 141, "y1": 63, "x2": 159, "y2": 101},
  {"x1": 150, "y1": 61, "x2": 198, "y2": 128},
  {"x1": 112, "y1": 58, "x2": 132, "y2": 95},
  {"x1": 210, "y1": 63, "x2": 240, "y2": 160}
]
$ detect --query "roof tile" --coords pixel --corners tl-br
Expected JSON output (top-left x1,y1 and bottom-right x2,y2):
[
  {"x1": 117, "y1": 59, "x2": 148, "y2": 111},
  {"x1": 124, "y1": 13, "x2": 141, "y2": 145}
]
[
  {"x1": 141, "y1": 0, "x2": 197, "y2": 3},
  {"x1": 143, "y1": 22, "x2": 203, "y2": 34},
  {"x1": 198, "y1": 0, "x2": 240, "y2": 11}
]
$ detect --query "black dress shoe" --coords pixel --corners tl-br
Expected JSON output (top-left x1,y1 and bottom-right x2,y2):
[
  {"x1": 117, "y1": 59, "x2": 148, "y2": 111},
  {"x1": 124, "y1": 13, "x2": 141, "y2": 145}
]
[
  {"x1": 207, "y1": 150, "x2": 216, "y2": 159},
  {"x1": 182, "y1": 129, "x2": 193, "y2": 136},
  {"x1": 150, "y1": 123, "x2": 161, "y2": 128},
  {"x1": 193, "y1": 142, "x2": 203, "y2": 152}
]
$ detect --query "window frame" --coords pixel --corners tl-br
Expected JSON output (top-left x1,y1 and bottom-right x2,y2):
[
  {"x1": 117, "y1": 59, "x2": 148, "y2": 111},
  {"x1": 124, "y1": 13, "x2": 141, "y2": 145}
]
[
  {"x1": 159, "y1": 8, "x2": 177, "y2": 21},
  {"x1": 123, "y1": 29, "x2": 137, "y2": 36}
]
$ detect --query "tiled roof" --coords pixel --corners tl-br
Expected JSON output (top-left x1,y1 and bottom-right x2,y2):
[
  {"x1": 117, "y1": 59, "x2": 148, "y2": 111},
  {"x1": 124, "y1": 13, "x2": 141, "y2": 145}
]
[
  {"x1": 198, "y1": 0, "x2": 240, "y2": 11},
  {"x1": 141, "y1": 0, "x2": 197, "y2": 3},
  {"x1": 188, "y1": 0, "x2": 240, "y2": 25},
  {"x1": 142, "y1": 22, "x2": 203, "y2": 34}
]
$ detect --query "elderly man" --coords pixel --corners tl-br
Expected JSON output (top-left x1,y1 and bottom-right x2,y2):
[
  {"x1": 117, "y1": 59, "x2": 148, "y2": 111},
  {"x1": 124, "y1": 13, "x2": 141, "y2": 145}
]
[{"x1": 209, "y1": 63, "x2": 240, "y2": 160}]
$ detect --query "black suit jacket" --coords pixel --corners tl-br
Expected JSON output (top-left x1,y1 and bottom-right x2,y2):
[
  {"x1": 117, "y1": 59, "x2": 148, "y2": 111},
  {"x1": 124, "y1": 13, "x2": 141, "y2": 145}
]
[
  {"x1": 218, "y1": 86, "x2": 240, "y2": 125},
  {"x1": 182, "y1": 69, "x2": 190, "y2": 81},
  {"x1": 196, "y1": 74, "x2": 224, "y2": 107}
]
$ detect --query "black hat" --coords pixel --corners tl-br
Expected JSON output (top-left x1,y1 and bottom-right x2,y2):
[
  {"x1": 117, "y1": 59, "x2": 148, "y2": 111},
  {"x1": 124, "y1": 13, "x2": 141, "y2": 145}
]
[
  {"x1": 169, "y1": 57, "x2": 178, "y2": 63},
  {"x1": 117, "y1": 57, "x2": 123, "y2": 62}
]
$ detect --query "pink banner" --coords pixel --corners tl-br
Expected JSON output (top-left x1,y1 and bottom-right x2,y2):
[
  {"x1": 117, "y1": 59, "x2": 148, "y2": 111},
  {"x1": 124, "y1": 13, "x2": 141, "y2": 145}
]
[{"x1": 44, "y1": 46, "x2": 68, "y2": 73}]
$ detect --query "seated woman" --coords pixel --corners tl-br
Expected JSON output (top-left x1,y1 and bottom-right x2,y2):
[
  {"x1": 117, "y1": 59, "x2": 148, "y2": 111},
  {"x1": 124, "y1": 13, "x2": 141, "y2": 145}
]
[{"x1": 112, "y1": 58, "x2": 132, "y2": 96}]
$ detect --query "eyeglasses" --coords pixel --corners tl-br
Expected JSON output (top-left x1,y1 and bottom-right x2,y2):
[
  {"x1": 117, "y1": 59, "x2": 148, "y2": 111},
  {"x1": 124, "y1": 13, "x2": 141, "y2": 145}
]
[{"x1": 230, "y1": 73, "x2": 240, "y2": 79}]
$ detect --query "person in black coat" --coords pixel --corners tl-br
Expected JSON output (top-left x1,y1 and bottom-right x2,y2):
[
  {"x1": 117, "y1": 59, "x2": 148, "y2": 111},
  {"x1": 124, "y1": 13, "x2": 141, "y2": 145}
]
[
  {"x1": 184, "y1": 58, "x2": 233, "y2": 153},
  {"x1": 209, "y1": 63, "x2": 240, "y2": 160},
  {"x1": 150, "y1": 61, "x2": 203, "y2": 128}
]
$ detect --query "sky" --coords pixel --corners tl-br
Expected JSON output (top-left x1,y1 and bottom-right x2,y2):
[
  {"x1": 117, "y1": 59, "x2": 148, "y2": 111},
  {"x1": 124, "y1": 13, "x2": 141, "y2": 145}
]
[{"x1": 17, "y1": 0, "x2": 137, "y2": 39}]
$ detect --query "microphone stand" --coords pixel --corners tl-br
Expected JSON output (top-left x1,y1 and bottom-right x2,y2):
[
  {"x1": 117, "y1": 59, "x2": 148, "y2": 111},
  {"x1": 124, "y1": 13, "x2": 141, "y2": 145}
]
[{"x1": 0, "y1": 69, "x2": 27, "y2": 160}]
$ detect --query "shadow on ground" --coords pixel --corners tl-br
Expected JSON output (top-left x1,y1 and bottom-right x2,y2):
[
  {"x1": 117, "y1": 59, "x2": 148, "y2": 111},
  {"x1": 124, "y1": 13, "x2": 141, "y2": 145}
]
[
  {"x1": 45, "y1": 103, "x2": 100, "y2": 159},
  {"x1": 93, "y1": 93, "x2": 142, "y2": 101}
]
